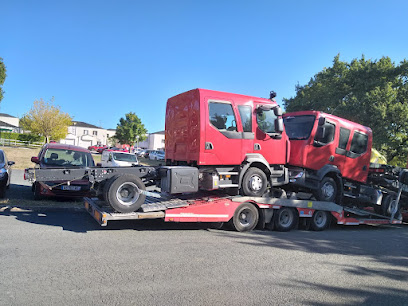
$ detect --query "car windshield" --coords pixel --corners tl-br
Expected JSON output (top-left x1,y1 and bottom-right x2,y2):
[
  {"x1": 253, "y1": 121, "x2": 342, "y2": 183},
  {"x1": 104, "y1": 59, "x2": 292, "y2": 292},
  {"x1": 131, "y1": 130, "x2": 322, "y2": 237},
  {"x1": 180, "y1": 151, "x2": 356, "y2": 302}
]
[
  {"x1": 113, "y1": 153, "x2": 137, "y2": 162},
  {"x1": 283, "y1": 115, "x2": 316, "y2": 140},
  {"x1": 256, "y1": 109, "x2": 277, "y2": 134},
  {"x1": 43, "y1": 149, "x2": 95, "y2": 167},
  {"x1": 0, "y1": 152, "x2": 4, "y2": 164}
]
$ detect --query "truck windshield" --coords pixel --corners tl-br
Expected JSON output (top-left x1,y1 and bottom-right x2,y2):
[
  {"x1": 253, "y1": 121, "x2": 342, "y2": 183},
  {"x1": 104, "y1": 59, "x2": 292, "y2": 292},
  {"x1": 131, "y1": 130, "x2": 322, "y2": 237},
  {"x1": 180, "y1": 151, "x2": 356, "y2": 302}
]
[
  {"x1": 256, "y1": 109, "x2": 277, "y2": 134},
  {"x1": 113, "y1": 153, "x2": 138, "y2": 162},
  {"x1": 283, "y1": 115, "x2": 316, "y2": 140}
]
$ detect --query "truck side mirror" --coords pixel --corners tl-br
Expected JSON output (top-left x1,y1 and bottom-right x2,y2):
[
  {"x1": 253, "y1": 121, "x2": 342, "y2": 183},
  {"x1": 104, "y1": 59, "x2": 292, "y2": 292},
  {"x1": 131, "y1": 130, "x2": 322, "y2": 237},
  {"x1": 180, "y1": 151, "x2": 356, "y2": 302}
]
[
  {"x1": 399, "y1": 169, "x2": 408, "y2": 186},
  {"x1": 108, "y1": 155, "x2": 112, "y2": 161},
  {"x1": 316, "y1": 126, "x2": 326, "y2": 140},
  {"x1": 275, "y1": 118, "x2": 284, "y2": 133},
  {"x1": 318, "y1": 117, "x2": 326, "y2": 126},
  {"x1": 31, "y1": 156, "x2": 40, "y2": 164},
  {"x1": 273, "y1": 106, "x2": 282, "y2": 116}
]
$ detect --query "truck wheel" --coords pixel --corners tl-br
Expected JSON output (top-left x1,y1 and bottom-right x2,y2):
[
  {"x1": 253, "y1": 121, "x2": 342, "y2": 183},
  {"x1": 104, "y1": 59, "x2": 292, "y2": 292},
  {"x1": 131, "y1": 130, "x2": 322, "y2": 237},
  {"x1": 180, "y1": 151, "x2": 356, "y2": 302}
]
[
  {"x1": 314, "y1": 177, "x2": 337, "y2": 202},
  {"x1": 310, "y1": 210, "x2": 331, "y2": 231},
  {"x1": 231, "y1": 203, "x2": 259, "y2": 232},
  {"x1": 105, "y1": 174, "x2": 146, "y2": 213},
  {"x1": 242, "y1": 168, "x2": 268, "y2": 197},
  {"x1": 274, "y1": 207, "x2": 298, "y2": 232},
  {"x1": 381, "y1": 194, "x2": 402, "y2": 220}
]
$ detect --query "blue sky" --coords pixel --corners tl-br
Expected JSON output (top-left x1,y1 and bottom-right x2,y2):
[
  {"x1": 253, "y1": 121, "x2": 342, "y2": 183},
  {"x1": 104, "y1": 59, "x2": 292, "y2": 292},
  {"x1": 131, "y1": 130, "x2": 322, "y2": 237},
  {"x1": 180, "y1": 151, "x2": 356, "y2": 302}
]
[{"x1": 1, "y1": 0, "x2": 407, "y2": 133}]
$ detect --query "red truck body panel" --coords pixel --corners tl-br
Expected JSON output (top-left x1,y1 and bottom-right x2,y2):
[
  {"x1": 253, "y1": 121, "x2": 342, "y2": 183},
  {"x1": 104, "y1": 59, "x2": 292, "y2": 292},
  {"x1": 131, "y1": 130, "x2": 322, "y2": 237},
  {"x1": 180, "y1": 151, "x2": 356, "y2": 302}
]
[
  {"x1": 284, "y1": 111, "x2": 372, "y2": 183},
  {"x1": 165, "y1": 88, "x2": 288, "y2": 166}
]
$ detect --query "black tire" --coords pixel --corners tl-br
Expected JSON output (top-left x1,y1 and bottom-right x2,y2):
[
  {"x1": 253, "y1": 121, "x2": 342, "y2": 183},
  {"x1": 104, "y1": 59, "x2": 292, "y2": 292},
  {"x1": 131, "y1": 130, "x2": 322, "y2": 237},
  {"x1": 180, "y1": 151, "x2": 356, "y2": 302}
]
[
  {"x1": 0, "y1": 185, "x2": 6, "y2": 198},
  {"x1": 310, "y1": 210, "x2": 331, "y2": 231},
  {"x1": 231, "y1": 203, "x2": 259, "y2": 232},
  {"x1": 241, "y1": 168, "x2": 268, "y2": 197},
  {"x1": 33, "y1": 182, "x2": 43, "y2": 201},
  {"x1": 105, "y1": 174, "x2": 146, "y2": 213},
  {"x1": 381, "y1": 194, "x2": 401, "y2": 219},
  {"x1": 314, "y1": 177, "x2": 337, "y2": 202},
  {"x1": 274, "y1": 207, "x2": 298, "y2": 232}
]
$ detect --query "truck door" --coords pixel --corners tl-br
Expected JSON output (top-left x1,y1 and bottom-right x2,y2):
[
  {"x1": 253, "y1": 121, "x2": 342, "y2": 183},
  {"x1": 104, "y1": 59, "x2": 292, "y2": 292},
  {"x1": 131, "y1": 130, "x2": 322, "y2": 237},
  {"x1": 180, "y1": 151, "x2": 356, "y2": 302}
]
[
  {"x1": 304, "y1": 119, "x2": 345, "y2": 171},
  {"x1": 237, "y1": 104, "x2": 254, "y2": 159},
  {"x1": 253, "y1": 103, "x2": 286, "y2": 165},
  {"x1": 342, "y1": 129, "x2": 370, "y2": 183},
  {"x1": 205, "y1": 100, "x2": 243, "y2": 165}
]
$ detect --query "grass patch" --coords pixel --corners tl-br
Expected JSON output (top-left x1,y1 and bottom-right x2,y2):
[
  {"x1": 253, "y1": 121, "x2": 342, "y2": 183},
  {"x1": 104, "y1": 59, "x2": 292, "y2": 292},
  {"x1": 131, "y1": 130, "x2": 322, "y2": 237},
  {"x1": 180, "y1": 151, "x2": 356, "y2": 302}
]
[{"x1": 2, "y1": 146, "x2": 40, "y2": 169}]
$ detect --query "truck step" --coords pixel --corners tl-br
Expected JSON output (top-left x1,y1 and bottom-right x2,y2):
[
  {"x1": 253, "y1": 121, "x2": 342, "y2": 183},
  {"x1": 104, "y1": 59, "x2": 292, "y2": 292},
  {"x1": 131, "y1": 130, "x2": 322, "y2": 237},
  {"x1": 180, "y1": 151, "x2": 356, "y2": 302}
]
[{"x1": 218, "y1": 172, "x2": 239, "y2": 175}]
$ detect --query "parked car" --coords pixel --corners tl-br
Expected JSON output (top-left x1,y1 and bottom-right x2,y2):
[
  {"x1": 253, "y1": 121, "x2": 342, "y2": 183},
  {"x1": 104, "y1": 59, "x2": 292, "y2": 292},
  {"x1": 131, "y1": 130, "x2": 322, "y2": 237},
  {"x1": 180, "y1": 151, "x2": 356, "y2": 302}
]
[
  {"x1": 140, "y1": 149, "x2": 154, "y2": 158},
  {"x1": 97, "y1": 146, "x2": 127, "y2": 154},
  {"x1": 149, "y1": 150, "x2": 165, "y2": 160},
  {"x1": 96, "y1": 146, "x2": 109, "y2": 154},
  {"x1": 28, "y1": 143, "x2": 95, "y2": 199},
  {"x1": 101, "y1": 150, "x2": 139, "y2": 167},
  {"x1": 0, "y1": 149, "x2": 15, "y2": 198},
  {"x1": 88, "y1": 145, "x2": 106, "y2": 152}
]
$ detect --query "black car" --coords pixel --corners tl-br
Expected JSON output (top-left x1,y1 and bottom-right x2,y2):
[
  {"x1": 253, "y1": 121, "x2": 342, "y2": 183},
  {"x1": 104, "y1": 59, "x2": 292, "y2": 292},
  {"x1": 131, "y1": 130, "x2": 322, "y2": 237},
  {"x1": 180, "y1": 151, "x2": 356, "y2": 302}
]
[{"x1": 0, "y1": 149, "x2": 15, "y2": 198}]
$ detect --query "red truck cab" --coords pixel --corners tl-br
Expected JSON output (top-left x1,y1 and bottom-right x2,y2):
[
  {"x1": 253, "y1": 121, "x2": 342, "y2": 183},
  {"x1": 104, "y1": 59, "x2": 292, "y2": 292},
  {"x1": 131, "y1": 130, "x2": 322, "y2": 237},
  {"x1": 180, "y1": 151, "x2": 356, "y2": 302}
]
[
  {"x1": 165, "y1": 88, "x2": 289, "y2": 196},
  {"x1": 283, "y1": 111, "x2": 373, "y2": 202}
]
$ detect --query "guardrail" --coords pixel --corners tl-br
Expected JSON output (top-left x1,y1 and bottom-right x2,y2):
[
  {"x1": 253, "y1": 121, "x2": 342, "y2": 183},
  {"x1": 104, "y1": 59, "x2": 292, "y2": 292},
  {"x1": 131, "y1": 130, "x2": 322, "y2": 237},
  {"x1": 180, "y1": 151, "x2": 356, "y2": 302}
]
[{"x1": 0, "y1": 138, "x2": 44, "y2": 148}]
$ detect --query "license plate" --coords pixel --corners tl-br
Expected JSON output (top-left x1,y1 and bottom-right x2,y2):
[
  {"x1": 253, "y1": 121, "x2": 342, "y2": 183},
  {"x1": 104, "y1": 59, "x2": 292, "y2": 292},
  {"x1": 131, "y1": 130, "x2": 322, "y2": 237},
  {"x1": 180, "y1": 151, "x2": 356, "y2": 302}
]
[{"x1": 62, "y1": 185, "x2": 81, "y2": 191}]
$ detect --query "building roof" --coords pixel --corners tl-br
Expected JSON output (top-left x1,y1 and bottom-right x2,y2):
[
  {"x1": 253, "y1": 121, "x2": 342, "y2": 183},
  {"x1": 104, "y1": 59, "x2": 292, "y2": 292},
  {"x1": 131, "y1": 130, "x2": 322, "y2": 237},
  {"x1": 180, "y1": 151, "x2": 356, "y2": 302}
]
[
  {"x1": 152, "y1": 130, "x2": 165, "y2": 135},
  {"x1": 72, "y1": 121, "x2": 101, "y2": 129},
  {"x1": 0, "y1": 120, "x2": 18, "y2": 128},
  {"x1": 0, "y1": 113, "x2": 17, "y2": 118}
]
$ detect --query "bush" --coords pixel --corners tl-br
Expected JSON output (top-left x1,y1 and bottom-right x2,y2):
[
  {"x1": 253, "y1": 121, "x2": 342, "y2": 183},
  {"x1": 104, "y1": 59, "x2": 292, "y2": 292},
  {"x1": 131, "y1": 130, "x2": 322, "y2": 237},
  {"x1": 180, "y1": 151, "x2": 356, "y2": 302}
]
[{"x1": 0, "y1": 131, "x2": 45, "y2": 143}]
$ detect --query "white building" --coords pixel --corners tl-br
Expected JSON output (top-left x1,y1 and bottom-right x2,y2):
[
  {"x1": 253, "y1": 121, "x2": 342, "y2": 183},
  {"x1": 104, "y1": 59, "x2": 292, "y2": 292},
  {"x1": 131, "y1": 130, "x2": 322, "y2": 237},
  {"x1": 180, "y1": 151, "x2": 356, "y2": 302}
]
[
  {"x1": 60, "y1": 121, "x2": 115, "y2": 148},
  {"x1": 138, "y1": 131, "x2": 165, "y2": 150},
  {"x1": 0, "y1": 113, "x2": 20, "y2": 133}
]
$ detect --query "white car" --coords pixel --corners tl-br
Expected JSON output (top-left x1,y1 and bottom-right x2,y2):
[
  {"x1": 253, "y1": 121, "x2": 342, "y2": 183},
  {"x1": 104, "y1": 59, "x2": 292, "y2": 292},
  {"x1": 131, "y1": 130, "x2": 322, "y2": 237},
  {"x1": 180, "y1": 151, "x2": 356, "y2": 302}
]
[
  {"x1": 149, "y1": 150, "x2": 165, "y2": 160},
  {"x1": 101, "y1": 150, "x2": 139, "y2": 167}
]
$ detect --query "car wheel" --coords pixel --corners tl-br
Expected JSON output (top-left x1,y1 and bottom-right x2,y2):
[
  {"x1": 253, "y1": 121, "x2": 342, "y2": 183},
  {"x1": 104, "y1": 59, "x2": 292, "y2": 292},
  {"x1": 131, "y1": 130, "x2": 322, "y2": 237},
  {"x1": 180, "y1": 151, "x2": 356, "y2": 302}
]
[{"x1": 0, "y1": 185, "x2": 6, "y2": 198}]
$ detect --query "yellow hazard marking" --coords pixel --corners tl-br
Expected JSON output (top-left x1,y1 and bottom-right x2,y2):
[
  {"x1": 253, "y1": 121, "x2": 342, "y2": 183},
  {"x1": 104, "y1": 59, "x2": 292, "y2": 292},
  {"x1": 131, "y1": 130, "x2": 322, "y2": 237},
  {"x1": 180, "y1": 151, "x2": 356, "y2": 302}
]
[{"x1": 307, "y1": 201, "x2": 313, "y2": 208}]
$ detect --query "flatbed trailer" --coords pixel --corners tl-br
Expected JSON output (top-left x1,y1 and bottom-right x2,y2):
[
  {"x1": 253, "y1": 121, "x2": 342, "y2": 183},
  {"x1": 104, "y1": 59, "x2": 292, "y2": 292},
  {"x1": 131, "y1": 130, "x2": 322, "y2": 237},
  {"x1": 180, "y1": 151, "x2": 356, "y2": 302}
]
[{"x1": 84, "y1": 194, "x2": 402, "y2": 232}]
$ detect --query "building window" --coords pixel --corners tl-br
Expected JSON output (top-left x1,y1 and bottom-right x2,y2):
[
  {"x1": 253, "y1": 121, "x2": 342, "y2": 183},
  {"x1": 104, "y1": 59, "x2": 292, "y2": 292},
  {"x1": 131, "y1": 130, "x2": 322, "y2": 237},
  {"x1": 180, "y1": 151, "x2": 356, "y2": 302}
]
[
  {"x1": 107, "y1": 134, "x2": 110, "y2": 138},
  {"x1": 93, "y1": 131, "x2": 97, "y2": 136},
  {"x1": 83, "y1": 130, "x2": 88, "y2": 135}
]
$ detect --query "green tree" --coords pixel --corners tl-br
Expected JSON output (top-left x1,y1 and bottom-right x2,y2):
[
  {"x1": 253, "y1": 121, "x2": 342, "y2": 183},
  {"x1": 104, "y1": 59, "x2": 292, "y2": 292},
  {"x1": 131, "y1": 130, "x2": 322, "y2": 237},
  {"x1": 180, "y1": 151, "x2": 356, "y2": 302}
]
[
  {"x1": 0, "y1": 57, "x2": 6, "y2": 103},
  {"x1": 115, "y1": 112, "x2": 147, "y2": 151},
  {"x1": 283, "y1": 54, "x2": 408, "y2": 165},
  {"x1": 20, "y1": 98, "x2": 72, "y2": 143}
]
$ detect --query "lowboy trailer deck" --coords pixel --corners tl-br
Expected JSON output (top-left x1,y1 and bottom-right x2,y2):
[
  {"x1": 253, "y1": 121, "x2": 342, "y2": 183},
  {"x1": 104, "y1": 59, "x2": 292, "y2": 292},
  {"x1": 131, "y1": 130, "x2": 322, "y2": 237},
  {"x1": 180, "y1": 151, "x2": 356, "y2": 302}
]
[{"x1": 84, "y1": 194, "x2": 402, "y2": 232}]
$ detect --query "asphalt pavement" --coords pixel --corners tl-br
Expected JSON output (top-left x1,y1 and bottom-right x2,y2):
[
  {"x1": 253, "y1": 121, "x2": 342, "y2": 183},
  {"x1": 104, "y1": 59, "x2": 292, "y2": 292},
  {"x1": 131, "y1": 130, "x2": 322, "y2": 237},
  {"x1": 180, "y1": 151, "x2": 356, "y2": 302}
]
[{"x1": 1, "y1": 170, "x2": 408, "y2": 305}]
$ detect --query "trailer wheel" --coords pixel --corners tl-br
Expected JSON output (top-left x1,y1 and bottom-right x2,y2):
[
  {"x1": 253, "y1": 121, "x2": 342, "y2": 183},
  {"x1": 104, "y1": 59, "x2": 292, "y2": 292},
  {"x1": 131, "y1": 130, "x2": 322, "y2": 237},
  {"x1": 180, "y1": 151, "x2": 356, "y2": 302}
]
[
  {"x1": 242, "y1": 168, "x2": 268, "y2": 197},
  {"x1": 310, "y1": 210, "x2": 331, "y2": 231},
  {"x1": 105, "y1": 174, "x2": 146, "y2": 213},
  {"x1": 274, "y1": 207, "x2": 298, "y2": 232},
  {"x1": 314, "y1": 177, "x2": 337, "y2": 202},
  {"x1": 231, "y1": 203, "x2": 259, "y2": 232}
]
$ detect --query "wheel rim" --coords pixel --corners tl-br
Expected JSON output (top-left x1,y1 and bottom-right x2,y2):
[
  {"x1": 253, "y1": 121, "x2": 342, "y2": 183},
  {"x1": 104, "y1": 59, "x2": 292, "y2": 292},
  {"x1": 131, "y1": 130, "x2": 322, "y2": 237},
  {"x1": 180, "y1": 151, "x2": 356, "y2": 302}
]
[
  {"x1": 321, "y1": 182, "x2": 335, "y2": 199},
  {"x1": 314, "y1": 211, "x2": 327, "y2": 227},
  {"x1": 116, "y1": 182, "x2": 140, "y2": 206},
  {"x1": 238, "y1": 208, "x2": 254, "y2": 227},
  {"x1": 279, "y1": 210, "x2": 293, "y2": 227},
  {"x1": 249, "y1": 175, "x2": 263, "y2": 192}
]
